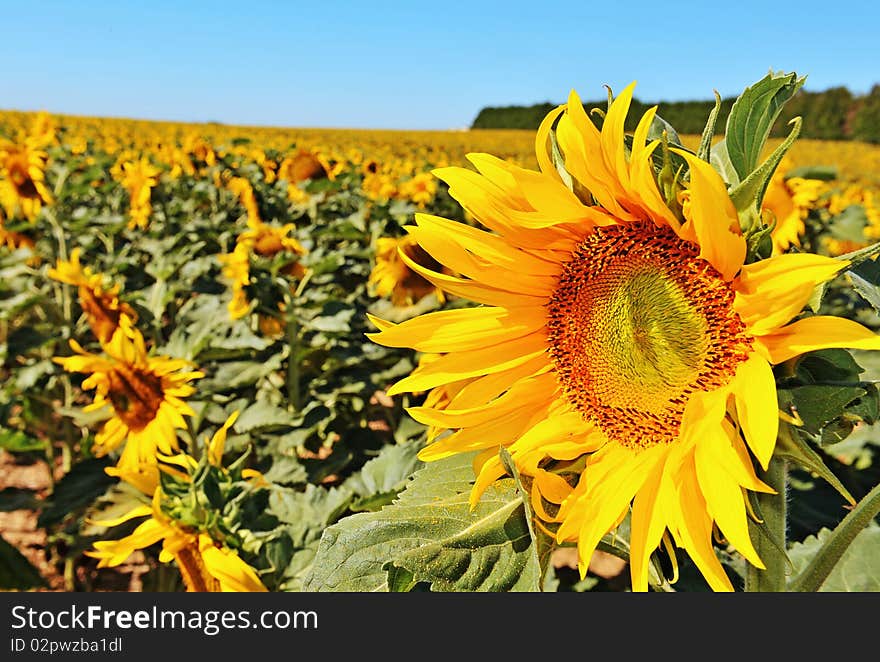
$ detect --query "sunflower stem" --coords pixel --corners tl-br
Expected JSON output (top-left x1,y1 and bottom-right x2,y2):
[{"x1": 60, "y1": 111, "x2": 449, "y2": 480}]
[
  {"x1": 285, "y1": 312, "x2": 301, "y2": 413},
  {"x1": 746, "y1": 456, "x2": 788, "y2": 592}
]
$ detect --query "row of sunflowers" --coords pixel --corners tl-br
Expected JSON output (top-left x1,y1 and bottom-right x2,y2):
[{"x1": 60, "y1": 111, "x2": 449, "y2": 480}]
[{"x1": 2, "y1": 71, "x2": 880, "y2": 592}]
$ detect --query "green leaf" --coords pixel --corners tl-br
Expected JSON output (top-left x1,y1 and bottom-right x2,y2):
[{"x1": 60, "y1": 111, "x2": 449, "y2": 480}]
[
  {"x1": 847, "y1": 256, "x2": 880, "y2": 313},
  {"x1": 790, "y1": 525, "x2": 880, "y2": 591},
  {"x1": 647, "y1": 112, "x2": 684, "y2": 147},
  {"x1": 724, "y1": 70, "x2": 806, "y2": 183},
  {"x1": 265, "y1": 483, "x2": 355, "y2": 590},
  {"x1": 345, "y1": 440, "x2": 424, "y2": 508},
  {"x1": 709, "y1": 139, "x2": 740, "y2": 186},
  {"x1": 0, "y1": 428, "x2": 46, "y2": 453},
  {"x1": 37, "y1": 458, "x2": 117, "y2": 528},
  {"x1": 828, "y1": 205, "x2": 870, "y2": 243},
  {"x1": 788, "y1": 478, "x2": 880, "y2": 592},
  {"x1": 0, "y1": 488, "x2": 40, "y2": 511},
  {"x1": 777, "y1": 385, "x2": 866, "y2": 435},
  {"x1": 234, "y1": 399, "x2": 294, "y2": 433},
  {"x1": 204, "y1": 354, "x2": 283, "y2": 390},
  {"x1": 729, "y1": 117, "x2": 802, "y2": 231},
  {"x1": 0, "y1": 534, "x2": 46, "y2": 590},
  {"x1": 792, "y1": 348, "x2": 865, "y2": 383},
  {"x1": 774, "y1": 425, "x2": 854, "y2": 505},
  {"x1": 303, "y1": 451, "x2": 542, "y2": 592}
]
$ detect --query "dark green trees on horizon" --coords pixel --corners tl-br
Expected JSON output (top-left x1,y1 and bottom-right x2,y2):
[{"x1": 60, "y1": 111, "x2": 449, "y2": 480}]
[{"x1": 471, "y1": 85, "x2": 880, "y2": 143}]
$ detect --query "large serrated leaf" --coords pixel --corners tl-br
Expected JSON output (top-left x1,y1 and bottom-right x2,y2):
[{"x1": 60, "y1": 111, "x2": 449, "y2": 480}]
[
  {"x1": 345, "y1": 440, "x2": 425, "y2": 510},
  {"x1": 303, "y1": 451, "x2": 541, "y2": 592},
  {"x1": 233, "y1": 399, "x2": 294, "y2": 433},
  {"x1": 788, "y1": 524, "x2": 880, "y2": 591},
  {"x1": 266, "y1": 483, "x2": 355, "y2": 591}
]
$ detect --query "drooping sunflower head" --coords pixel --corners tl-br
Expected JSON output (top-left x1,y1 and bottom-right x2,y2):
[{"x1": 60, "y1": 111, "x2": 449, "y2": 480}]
[
  {"x1": 87, "y1": 449, "x2": 267, "y2": 593},
  {"x1": 0, "y1": 138, "x2": 53, "y2": 221},
  {"x1": 54, "y1": 321, "x2": 204, "y2": 471},
  {"x1": 369, "y1": 234, "x2": 447, "y2": 307},
  {"x1": 369, "y1": 83, "x2": 880, "y2": 591},
  {"x1": 48, "y1": 248, "x2": 138, "y2": 343}
]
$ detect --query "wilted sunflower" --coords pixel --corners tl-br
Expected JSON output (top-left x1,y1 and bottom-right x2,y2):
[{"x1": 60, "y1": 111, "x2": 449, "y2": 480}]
[
  {"x1": 87, "y1": 417, "x2": 268, "y2": 593},
  {"x1": 0, "y1": 138, "x2": 53, "y2": 221},
  {"x1": 369, "y1": 234, "x2": 447, "y2": 306},
  {"x1": 48, "y1": 248, "x2": 137, "y2": 343},
  {"x1": 368, "y1": 83, "x2": 880, "y2": 591},
  {"x1": 53, "y1": 319, "x2": 203, "y2": 471}
]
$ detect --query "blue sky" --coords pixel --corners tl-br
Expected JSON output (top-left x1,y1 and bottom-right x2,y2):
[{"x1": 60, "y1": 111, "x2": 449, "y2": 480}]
[{"x1": 4, "y1": 0, "x2": 879, "y2": 129}]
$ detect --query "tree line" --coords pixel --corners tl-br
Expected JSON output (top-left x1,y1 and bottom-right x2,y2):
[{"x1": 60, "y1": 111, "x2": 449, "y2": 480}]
[{"x1": 471, "y1": 85, "x2": 880, "y2": 143}]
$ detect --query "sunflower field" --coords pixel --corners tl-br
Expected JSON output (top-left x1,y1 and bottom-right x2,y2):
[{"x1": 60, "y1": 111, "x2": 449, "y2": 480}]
[{"x1": 2, "y1": 71, "x2": 880, "y2": 593}]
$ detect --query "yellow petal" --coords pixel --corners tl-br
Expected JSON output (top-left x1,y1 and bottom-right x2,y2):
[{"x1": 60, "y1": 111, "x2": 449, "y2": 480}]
[
  {"x1": 672, "y1": 149, "x2": 745, "y2": 281},
  {"x1": 735, "y1": 253, "x2": 846, "y2": 335},
  {"x1": 731, "y1": 352, "x2": 779, "y2": 470},
  {"x1": 672, "y1": 460, "x2": 735, "y2": 591},
  {"x1": 695, "y1": 432, "x2": 764, "y2": 569},
  {"x1": 366, "y1": 306, "x2": 545, "y2": 353},
  {"x1": 628, "y1": 447, "x2": 673, "y2": 592},
  {"x1": 199, "y1": 538, "x2": 268, "y2": 592},
  {"x1": 387, "y1": 332, "x2": 548, "y2": 396},
  {"x1": 757, "y1": 315, "x2": 880, "y2": 364},
  {"x1": 535, "y1": 104, "x2": 567, "y2": 181}
]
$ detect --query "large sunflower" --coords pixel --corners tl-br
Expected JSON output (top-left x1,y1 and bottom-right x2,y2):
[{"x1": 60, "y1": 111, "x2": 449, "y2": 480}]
[
  {"x1": 368, "y1": 83, "x2": 880, "y2": 591},
  {"x1": 54, "y1": 319, "x2": 204, "y2": 471},
  {"x1": 0, "y1": 138, "x2": 53, "y2": 221}
]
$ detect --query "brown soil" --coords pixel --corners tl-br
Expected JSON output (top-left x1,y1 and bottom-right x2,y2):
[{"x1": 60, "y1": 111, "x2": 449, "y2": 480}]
[{"x1": 0, "y1": 450, "x2": 149, "y2": 592}]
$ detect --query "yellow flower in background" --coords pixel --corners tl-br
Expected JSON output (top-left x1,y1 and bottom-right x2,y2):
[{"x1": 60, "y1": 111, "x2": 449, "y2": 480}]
[
  {"x1": 398, "y1": 171, "x2": 438, "y2": 208},
  {"x1": 48, "y1": 248, "x2": 137, "y2": 343},
  {"x1": 219, "y1": 242, "x2": 253, "y2": 320},
  {"x1": 219, "y1": 216, "x2": 308, "y2": 327},
  {"x1": 369, "y1": 234, "x2": 447, "y2": 307},
  {"x1": 0, "y1": 138, "x2": 53, "y2": 221},
  {"x1": 762, "y1": 167, "x2": 826, "y2": 254},
  {"x1": 368, "y1": 83, "x2": 880, "y2": 592},
  {"x1": 183, "y1": 133, "x2": 217, "y2": 168},
  {"x1": 28, "y1": 111, "x2": 58, "y2": 149},
  {"x1": 117, "y1": 157, "x2": 160, "y2": 229},
  {"x1": 227, "y1": 176, "x2": 262, "y2": 224},
  {"x1": 53, "y1": 319, "x2": 203, "y2": 471},
  {"x1": 241, "y1": 215, "x2": 307, "y2": 270}
]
